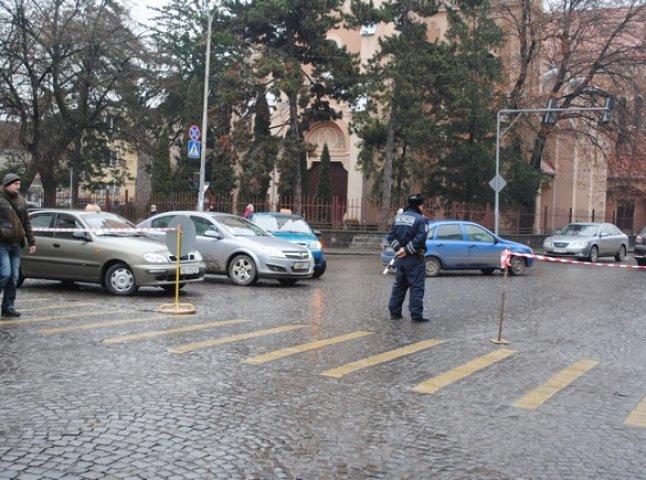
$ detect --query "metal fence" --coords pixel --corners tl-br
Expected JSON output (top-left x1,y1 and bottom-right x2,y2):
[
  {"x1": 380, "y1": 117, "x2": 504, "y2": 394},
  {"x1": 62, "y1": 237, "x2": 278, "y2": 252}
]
[{"x1": 26, "y1": 190, "x2": 636, "y2": 234}]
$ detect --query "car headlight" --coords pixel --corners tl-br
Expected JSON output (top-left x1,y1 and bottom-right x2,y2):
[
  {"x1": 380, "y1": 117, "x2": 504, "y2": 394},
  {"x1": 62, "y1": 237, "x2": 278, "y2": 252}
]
[
  {"x1": 193, "y1": 250, "x2": 203, "y2": 261},
  {"x1": 144, "y1": 252, "x2": 168, "y2": 263},
  {"x1": 309, "y1": 240, "x2": 322, "y2": 250},
  {"x1": 259, "y1": 245, "x2": 286, "y2": 258},
  {"x1": 543, "y1": 239, "x2": 552, "y2": 248},
  {"x1": 569, "y1": 240, "x2": 588, "y2": 248}
]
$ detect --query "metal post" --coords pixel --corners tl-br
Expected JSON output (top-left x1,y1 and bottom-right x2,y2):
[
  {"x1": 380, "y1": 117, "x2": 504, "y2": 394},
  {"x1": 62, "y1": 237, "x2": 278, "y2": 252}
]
[
  {"x1": 495, "y1": 111, "x2": 501, "y2": 234},
  {"x1": 198, "y1": 9, "x2": 215, "y2": 212}
]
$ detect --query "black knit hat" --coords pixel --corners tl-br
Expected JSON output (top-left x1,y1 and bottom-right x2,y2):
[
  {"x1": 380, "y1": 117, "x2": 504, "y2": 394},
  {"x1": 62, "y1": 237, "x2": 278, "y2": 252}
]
[
  {"x1": 2, "y1": 173, "x2": 21, "y2": 187},
  {"x1": 407, "y1": 193, "x2": 424, "y2": 207}
]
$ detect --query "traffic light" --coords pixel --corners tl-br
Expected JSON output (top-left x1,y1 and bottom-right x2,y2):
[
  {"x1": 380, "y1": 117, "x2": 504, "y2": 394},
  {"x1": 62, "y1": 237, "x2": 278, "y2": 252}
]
[
  {"x1": 601, "y1": 96, "x2": 616, "y2": 124},
  {"x1": 541, "y1": 98, "x2": 558, "y2": 125}
]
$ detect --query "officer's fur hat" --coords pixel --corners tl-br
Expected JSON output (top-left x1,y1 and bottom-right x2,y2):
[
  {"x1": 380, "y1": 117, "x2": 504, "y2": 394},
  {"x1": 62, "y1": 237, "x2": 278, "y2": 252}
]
[{"x1": 407, "y1": 193, "x2": 424, "y2": 207}]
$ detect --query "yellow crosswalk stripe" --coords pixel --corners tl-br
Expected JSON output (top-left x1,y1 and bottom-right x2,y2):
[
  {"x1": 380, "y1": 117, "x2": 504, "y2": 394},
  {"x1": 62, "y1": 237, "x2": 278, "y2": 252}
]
[
  {"x1": 104, "y1": 319, "x2": 249, "y2": 344},
  {"x1": 320, "y1": 338, "x2": 445, "y2": 378},
  {"x1": 38, "y1": 314, "x2": 195, "y2": 334},
  {"x1": 17, "y1": 297, "x2": 51, "y2": 303},
  {"x1": 242, "y1": 330, "x2": 374, "y2": 365},
  {"x1": 624, "y1": 397, "x2": 646, "y2": 427},
  {"x1": 412, "y1": 348, "x2": 516, "y2": 394},
  {"x1": 0, "y1": 309, "x2": 129, "y2": 326},
  {"x1": 168, "y1": 324, "x2": 306, "y2": 354},
  {"x1": 512, "y1": 359, "x2": 599, "y2": 410},
  {"x1": 20, "y1": 302, "x2": 97, "y2": 312}
]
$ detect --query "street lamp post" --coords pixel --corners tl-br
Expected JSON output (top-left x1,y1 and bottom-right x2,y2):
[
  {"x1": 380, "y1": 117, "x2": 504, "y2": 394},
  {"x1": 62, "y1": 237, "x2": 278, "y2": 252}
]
[
  {"x1": 494, "y1": 105, "x2": 611, "y2": 235},
  {"x1": 198, "y1": 8, "x2": 216, "y2": 212}
]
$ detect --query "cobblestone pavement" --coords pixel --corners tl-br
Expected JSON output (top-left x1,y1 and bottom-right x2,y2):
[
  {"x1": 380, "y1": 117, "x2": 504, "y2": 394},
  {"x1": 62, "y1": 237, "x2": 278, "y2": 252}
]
[{"x1": 1, "y1": 255, "x2": 646, "y2": 479}]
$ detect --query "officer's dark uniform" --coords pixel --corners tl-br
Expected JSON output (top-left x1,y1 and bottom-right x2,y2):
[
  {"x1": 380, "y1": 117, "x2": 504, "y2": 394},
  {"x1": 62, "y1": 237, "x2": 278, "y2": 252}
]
[{"x1": 387, "y1": 194, "x2": 429, "y2": 322}]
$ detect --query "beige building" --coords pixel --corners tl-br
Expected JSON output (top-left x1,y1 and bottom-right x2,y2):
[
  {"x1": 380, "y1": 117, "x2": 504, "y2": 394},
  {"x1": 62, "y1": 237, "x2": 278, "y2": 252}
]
[{"x1": 268, "y1": 0, "x2": 646, "y2": 233}]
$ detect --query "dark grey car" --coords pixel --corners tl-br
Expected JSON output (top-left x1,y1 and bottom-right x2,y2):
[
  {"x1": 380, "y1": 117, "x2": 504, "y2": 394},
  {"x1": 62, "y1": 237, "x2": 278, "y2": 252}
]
[{"x1": 542, "y1": 222, "x2": 628, "y2": 262}]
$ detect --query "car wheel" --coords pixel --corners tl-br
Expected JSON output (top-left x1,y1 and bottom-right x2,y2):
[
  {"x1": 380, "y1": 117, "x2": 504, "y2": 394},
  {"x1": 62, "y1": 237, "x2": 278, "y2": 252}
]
[
  {"x1": 614, "y1": 245, "x2": 626, "y2": 262},
  {"x1": 278, "y1": 279, "x2": 298, "y2": 286},
  {"x1": 589, "y1": 245, "x2": 599, "y2": 262},
  {"x1": 162, "y1": 283, "x2": 185, "y2": 293},
  {"x1": 425, "y1": 256, "x2": 441, "y2": 277},
  {"x1": 480, "y1": 268, "x2": 495, "y2": 275},
  {"x1": 312, "y1": 259, "x2": 327, "y2": 278},
  {"x1": 105, "y1": 263, "x2": 139, "y2": 296},
  {"x1": 508, "y1": 256, "x2": 526, "y2": 276},
  {"x1": 228, "y1": 254, "x2": 258, "y2": 286}
]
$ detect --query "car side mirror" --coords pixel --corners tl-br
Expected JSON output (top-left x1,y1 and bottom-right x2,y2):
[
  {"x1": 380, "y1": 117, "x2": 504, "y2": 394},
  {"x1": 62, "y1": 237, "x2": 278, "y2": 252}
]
[
  {"x1": 493, "y1": 237, "x2": 499, "y2": 244},
  {"x1": 313, "y1": 229, "x2": 322, "y2": 238},
  {"x1": 72, "y1": 231, "x2": 91, "y2": 242},
  {"x1": 204, "y1": 230, "x2": 222, "y2": 239}
]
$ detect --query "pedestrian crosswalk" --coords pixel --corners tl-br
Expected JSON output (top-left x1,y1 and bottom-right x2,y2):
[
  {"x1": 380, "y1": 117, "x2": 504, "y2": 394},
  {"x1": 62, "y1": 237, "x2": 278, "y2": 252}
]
[{"x1": 2, "y1": 299, "x2": 645, "y2": 428}]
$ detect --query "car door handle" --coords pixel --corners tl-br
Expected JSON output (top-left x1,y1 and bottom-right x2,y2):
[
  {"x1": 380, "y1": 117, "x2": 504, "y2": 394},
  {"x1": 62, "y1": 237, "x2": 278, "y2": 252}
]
[
  {"x1": 469, "y1": 244, "x2": 477, "y2": 248},
  {"x1": 53, "y1": 243, "x2": 61, "y2": 248}
]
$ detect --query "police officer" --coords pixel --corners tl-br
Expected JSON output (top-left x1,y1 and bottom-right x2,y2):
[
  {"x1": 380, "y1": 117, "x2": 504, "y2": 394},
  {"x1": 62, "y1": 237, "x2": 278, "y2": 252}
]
[{"x1": 387, "y1": 193, "x2": 429, "y2": 322}]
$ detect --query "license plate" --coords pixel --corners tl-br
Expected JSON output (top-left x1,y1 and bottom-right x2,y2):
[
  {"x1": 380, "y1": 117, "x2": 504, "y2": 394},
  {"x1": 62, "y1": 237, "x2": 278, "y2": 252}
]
[
  {"x1": 180, "y1": 265, "x2": 199, "y2": 275},
  {"x1": 553, "y1": 248, "x2": 566, "y2": 253},
  {"x1": 293, "y1": 262, "x2": 309, "y2": 270}
]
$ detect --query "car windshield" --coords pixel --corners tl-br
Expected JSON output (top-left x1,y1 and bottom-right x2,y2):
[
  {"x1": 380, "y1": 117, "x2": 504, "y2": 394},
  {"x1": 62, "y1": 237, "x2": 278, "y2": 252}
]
[
  {"x1": 254, "y1": 215, "x2": 311, "y2": 234},
  {"x1": 82, "y1": 213, "x2": 142, "y2": 237},
  {"x1": 216, "y1": 215, "x2": 269, "y2": 237},
  {"x1": 559, "y1": 224, "x2": 599, "y2": 236}
]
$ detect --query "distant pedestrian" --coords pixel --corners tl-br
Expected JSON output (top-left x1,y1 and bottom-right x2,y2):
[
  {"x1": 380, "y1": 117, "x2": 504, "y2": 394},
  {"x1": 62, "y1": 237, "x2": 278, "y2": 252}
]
[
  {"x1": 85, "y1": 203, "x2": 101, "y2": 213},
  {"x1": 0, "y1": 173, "x2": 36, "y2": 318},
  {"x1": 243, "y1": 203, "x2": 254, "y2": 218},
  {"x1": 386, "y1": 193, "x2": 429, "y2": 322}
]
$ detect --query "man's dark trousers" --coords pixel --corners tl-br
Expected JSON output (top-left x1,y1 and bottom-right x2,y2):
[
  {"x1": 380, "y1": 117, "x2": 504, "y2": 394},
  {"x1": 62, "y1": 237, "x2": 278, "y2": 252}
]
[{"x1": 388, "y1": 254, "x2": 425, "y2": 319}]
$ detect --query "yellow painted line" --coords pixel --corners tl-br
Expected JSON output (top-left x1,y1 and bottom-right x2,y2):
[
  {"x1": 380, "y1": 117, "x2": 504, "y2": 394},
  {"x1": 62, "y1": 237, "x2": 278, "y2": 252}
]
[
  {"x1": 242, "y1": 330, "x2": 374, "y2": 365},
  {"x1": 412, "y1": 348, "x2": 516, "y2": 394},
  {"x1": 17, "y1": 297, "x2": 51, "y2": 303},
  {"x1": 321, "y1": 338, "x2": 445, "y2": 378},
  {"x1": 104, "y1": 319, "x2": 249, "y2": 344},
  {"x1": 625, "y1": 397, "x2": 646, "y2": 427},
  {"x1": 20, "y1": 302, "x2": 97, "y2": 312},
  {"x1": 512, "y1": 359, "x2": 599, "y2": 410},
  {"x1": 168, "y1": 324, "x2": 306, "y2": 354},
  {"x1": 0, "y1": 309, "x2": 130, "y2": 326},
  {"x1": 38, "y1": 314, "x2": 194, "y2": 334}
]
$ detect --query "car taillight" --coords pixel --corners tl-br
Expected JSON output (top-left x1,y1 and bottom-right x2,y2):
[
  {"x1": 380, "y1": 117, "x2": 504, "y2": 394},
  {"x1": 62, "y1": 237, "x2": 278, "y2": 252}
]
[{"x1": 637, "y1": 235, "x2": 643, "y2": 244}]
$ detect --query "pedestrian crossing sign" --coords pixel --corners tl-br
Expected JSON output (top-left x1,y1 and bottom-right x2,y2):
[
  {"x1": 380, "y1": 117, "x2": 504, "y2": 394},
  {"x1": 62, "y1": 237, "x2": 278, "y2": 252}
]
[{"x1": 188, "y1": 140, "x2": 200, "y2": 159}]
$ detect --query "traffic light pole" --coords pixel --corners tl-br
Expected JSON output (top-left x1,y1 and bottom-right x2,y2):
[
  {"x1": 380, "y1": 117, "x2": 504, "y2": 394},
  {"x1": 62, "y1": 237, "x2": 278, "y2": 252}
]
[{"x1": 494, "y1": 105, "x2": 611, "y2": 235}]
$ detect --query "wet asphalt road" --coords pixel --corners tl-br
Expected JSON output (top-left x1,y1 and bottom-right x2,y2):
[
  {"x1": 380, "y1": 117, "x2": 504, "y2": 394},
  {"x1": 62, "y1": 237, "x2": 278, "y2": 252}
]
[{"x1": 1, "y1": 254, "x2": 646, "y2": 479}]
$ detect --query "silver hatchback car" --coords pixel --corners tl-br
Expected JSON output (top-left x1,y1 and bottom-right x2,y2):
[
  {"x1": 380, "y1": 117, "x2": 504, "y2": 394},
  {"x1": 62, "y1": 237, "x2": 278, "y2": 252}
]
[
  {"x1": 543, "y1": 222, "x2": 628, "y2": 262},
  {"x1": 138, "y1": 211, "x2": 314, "y2": 286}
]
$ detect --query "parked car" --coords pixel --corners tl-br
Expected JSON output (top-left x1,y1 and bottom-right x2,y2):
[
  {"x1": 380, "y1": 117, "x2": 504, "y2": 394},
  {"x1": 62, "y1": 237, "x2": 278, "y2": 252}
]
[
  {"x1": 542, "y1": 222, "x2": 628, "y2": 262},
  {"x1": 20, "y1": 209, "x2": 206, "y2": 295},
  {"x1": 138, "y1": 211, "x2": 314, "y2": 286},
  {"x1": 247, "y1": 212, "x2": 326, "y2": 278},
  {"x1": 382, "y1": 220, "x2": 533, "y2": 276},
  {"x1": 634, "y1": 225, "x2": 646, "y2": 266}
]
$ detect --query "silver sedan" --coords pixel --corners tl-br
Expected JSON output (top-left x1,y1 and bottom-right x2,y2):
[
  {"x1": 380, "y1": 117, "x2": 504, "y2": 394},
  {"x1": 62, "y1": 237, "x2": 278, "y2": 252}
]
[
  {"x1": 138, "y1": 211, "x2": 314, "y2": 286},
  {"x1": 543, "y1": 222, "x2": 628, "y2": 262}
]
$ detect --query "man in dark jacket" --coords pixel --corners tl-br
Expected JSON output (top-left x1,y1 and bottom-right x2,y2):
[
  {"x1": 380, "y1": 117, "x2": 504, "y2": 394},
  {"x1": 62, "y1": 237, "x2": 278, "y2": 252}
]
[
  {"x1": 386, "y1": 193, "x2": 429, "y2": 322},
  {"x1": 0, "y1": 173, "x2": 36, "y2": 318}
]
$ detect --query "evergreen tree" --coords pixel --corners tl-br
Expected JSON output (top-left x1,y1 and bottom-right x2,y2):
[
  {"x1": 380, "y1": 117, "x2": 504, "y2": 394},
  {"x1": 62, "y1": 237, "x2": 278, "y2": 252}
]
[
  {"x1": 228, "y1": 0, "x2": 358, "y2": 212},
  {"x1": 350, "y1": 0, "x2": 443, "y2": 225},
  {"x1": 425, "y1": 0, "x2": 505, "y2": 204},
  {"x1": 316, "y1": 143, "x2": 333, "y2": 203}
]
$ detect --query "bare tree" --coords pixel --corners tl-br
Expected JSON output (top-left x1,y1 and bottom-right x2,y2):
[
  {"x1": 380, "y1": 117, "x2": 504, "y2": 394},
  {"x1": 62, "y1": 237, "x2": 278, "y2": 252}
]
[
  {"x1": 499, "y1": 0, "x2": 646, "y2": 171},
  {"x1": 0, "y1": 0, "x2": 147, "y2": 205}
]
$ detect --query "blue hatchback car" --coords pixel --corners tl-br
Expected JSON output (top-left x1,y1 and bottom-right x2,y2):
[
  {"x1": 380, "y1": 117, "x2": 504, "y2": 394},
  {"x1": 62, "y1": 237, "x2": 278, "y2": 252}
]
[
  {"x1": 381, "y1": 220, "x2": 533, "y2": 276},
  {"x1": 248, "y1": 212, "x2": 327, "y2": 278}
]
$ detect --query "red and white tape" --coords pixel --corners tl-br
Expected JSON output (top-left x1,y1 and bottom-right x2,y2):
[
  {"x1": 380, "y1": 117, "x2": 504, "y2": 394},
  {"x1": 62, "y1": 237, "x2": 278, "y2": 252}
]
[
  {"x1": 501, "y1": 249, "x2": 646, "y2": 270},
  {"x1": 31, "y1": 227, "x2": 173, "y2": 233}
]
